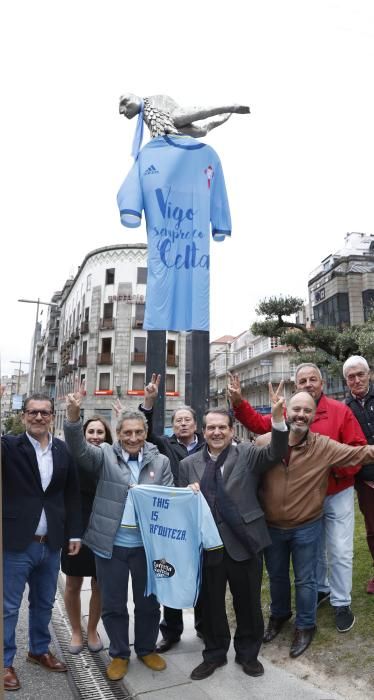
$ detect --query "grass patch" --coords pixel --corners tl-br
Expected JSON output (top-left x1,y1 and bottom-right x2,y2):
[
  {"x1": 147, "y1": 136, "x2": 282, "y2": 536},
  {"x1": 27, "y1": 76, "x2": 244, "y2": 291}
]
[{"x1": 226, "y1": 496, "x2": 374, "y2": 686}]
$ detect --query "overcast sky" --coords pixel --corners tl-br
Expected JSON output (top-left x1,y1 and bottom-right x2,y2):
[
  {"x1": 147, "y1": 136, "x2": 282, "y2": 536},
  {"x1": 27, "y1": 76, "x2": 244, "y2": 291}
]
[{"x1": 1, "y1": 0, "x2": 374, "y2": 377}]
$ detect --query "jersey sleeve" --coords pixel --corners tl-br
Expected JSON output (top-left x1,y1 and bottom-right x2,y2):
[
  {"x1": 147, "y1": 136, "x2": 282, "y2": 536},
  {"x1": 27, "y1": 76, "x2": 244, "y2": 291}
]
[
  {"x1": 210, "y1": 157, "x2": 231, "y2": 242},
  {"x1": 199, "y1": 492, "x2": 223, "y2": 550},
  {"x1": 117, "y1": 159, "x2": 143, "y2": 228}
]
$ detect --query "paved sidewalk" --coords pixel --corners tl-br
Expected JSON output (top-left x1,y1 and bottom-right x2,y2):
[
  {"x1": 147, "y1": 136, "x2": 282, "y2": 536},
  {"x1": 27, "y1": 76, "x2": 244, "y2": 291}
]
[
  {"x1": 78, "y1": 576, "x2": 347, "y2": 700},
  {"x1": 5, "y1": 588, "x2": 75, "y2": 699}
]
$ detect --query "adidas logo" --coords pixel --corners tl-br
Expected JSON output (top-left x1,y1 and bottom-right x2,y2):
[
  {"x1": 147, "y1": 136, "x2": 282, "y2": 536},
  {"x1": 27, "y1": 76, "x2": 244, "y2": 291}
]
[{"x1": 144, "y1": 164, "x2": 159, "y2": 176}]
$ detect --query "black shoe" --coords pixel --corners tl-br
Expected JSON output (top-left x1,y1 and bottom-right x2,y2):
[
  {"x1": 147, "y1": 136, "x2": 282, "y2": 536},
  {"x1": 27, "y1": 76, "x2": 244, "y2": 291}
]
[
  {"x1": 334, "y1": 605, "x2": 355, "y2": 633},
  {"x1": 317, "y1": 591, "x2": 330, "y2": 607},
  {"x1": 235, "y1": 657, "x2": 264, "y2": 677},
  {"x1": 155, "y1": 638, "x2": 180, "y2": 653},
  {"x1": 190, "y1": 659, "x2": 227, "y2": 680},
  {"x1": 289, "y1": 627, "x2": 316, "y2": 658},
  {"x1": 263, "y1": 614, "x2": 292, "y2": 643}
]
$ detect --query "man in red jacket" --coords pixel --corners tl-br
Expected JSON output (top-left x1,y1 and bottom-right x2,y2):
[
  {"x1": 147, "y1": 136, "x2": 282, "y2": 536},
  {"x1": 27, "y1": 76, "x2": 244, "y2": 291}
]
[{"x1": 229, "y1": 363, "x2": 366, "y2": 634}]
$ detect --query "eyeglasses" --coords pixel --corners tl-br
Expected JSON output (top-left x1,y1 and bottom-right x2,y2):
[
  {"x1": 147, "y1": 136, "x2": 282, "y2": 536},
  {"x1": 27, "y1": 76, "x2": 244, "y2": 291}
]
[{"x1": 24, "y1": 410, "x2": 53, "y2": 418}]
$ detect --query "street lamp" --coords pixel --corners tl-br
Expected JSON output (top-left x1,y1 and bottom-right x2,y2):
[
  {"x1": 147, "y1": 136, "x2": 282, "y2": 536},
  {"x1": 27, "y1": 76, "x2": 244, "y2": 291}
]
[
  {"x1": 18, "y1": 298, "x2": 58, "y2": 393},
  {"x1": 10, "y1": 360, "x2": 30, "y2": 394}
]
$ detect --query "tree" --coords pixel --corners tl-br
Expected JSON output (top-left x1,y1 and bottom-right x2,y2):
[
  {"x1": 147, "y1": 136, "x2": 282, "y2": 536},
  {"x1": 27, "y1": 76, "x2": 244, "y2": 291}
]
[
  {"x1": 3, "y1": 414, "x2": 24, "y2": 435},
  {"x1": 250, "y1": 295, "x2": 369, "y2": 374}
]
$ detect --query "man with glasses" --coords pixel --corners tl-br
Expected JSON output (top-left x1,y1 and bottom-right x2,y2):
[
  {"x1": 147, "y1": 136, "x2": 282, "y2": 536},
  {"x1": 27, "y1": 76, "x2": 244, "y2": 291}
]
[{"x1": 2, "y1": 393, "x2": 82, "y2": 692}]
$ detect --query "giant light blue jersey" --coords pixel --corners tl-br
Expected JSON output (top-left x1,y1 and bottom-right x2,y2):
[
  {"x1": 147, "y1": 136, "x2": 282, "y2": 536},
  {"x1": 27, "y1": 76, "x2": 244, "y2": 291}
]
[
  {"x1": 121, "y1": 484, "x2": 223, "y2": 608},
  {"x1": 117, "y1": 135, "x2": 231, "y2": 331}
]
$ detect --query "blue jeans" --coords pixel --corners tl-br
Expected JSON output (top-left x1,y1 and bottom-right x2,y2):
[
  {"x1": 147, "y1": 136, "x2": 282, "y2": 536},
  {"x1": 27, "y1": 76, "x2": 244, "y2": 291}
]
[
  {"x1": 316, "y1": 486, "x2": 354, "y2": 606},
  {"x1": 265, "y1": 519, "x2": 322, "y2": 629},
  {"x1": 3, "y1": 542, "x2": 61, "y2": 667},
  {"x1": 95, "y1": 546, "x2": 160, "y2": 659}
]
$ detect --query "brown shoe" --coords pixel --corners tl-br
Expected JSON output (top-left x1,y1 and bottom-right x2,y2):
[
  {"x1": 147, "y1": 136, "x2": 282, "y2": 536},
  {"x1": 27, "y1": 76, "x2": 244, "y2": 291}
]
[
  {"x1": 139, "y1": 653, "x2": 167, "y2": 671},
  {"x1": 4, "y1": 666, "x2": 21, "y2": 691},
  {"x1": 27, "y1": 652, "x2": 67, "y2": 672},
  {"x1": 106, "y1": 658, "x2": 129, "y2": 680}
]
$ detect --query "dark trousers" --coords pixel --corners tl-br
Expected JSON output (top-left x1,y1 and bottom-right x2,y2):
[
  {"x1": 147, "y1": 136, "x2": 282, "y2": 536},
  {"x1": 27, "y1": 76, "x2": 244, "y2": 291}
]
[
  {"x1": 200, "y1": 548, "x2": 264, "y2": 663},
  {"x1": 159, "y1": 597, "x2": 203, "y2": 641},
  {"x1": 356, "y1": 480, "x2": 374, "y2": 561},
  {"x1": 95, "y1": 546, "x2": 160, "y2": 659}
]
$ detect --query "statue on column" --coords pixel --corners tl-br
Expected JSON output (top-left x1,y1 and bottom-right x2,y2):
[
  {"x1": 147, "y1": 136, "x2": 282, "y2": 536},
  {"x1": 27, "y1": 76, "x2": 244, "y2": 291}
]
[
  {"x1": 117, "y1": 93, "x2": 249, "y2": 333},
  {"x1": 119, "y1": 93, "x2": 250, "y2": 139}
]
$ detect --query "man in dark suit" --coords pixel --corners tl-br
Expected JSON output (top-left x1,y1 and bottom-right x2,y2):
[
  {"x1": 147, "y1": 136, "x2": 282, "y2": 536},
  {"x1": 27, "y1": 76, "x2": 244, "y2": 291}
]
[
  {"x1": 2, "y1": 393, "x2": 81, "y2": 692},
  {"x1": 178, "y1": 400, "x2": 288, "y2": 681}
]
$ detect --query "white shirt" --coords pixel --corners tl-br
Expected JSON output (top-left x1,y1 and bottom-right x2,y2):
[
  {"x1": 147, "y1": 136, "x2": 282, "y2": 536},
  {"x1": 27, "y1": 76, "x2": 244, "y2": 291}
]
[
  {"x1": 121, "y1": 447, "x2": 144, "y2": 485},
  {"x1": 178, "y1": 434, "x2": 199, "y2": 452},
  {"x1": 27, "y1": 432, "x2": 53, "y2": 536}
]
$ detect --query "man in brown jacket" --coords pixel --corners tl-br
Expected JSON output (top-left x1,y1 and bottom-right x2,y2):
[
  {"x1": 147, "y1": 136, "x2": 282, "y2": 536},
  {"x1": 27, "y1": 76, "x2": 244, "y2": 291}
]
[{"x1": 256, "y1": 390, "x2": 374, "y2": 658}]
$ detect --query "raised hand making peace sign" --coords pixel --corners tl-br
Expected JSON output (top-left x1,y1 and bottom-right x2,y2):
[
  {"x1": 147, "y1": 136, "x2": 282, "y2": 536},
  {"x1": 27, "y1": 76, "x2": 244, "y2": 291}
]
[
  {"x1": 268, "y1": 381, "x2": 286, "y2": 423},
  {"x1": 66, "y1": 379, "x2": 86, "y2": 422}
]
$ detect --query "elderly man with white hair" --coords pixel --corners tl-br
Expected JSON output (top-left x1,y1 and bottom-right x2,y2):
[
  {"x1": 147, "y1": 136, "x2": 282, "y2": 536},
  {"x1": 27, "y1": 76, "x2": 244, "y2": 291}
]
[{"x1": 343, "y1": 355, "x2": 374, "y2": 594}]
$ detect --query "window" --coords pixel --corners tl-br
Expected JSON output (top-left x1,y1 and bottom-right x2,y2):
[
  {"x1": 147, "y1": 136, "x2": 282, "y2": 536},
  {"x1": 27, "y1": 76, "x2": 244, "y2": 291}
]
[
  {"x1": 313, "y1": 293, "x2": 350, "y2": 328},
  {"x1": 134, "y1": 304, "x2": 144, "y2": 328},
  {"x1": 137, "y1": 267, "x2": 147, "y2": 284},
  {"x1": 101, "y1": 338, "x2": 112, "y2": 354},
  {"x1": 82, "y1": 340, "x2": 87, "y2": 356},
  {"x1": 103, "y1": 302, "x2": 113, "y2": 319},
  {"x1": 105, "y1": 268, "x2": 115, "y2": 285},
  {"x1": 132, "y1": 372, "x2": 145, "y2": 390},
  {"x1": 167, "y1": 339, "x2": 176, "y2": 356},
  {"x1": 84, "y1": 307, "x2": 89, "y2": 321},
  {"x1": 167, "y1": 339, "x2": 177, "y2": 366},
  {"x1": 96, "y1": 409, "x2": 111, "y2": 422},
  {"x1": 166, "y1": 374, "x2": 176, "y2": 392},
  {"x1": 99, "y1": 373, "x2": 110, "y2": 391},
  {"x1": 362, "y1": 289, "x2": 374, "y2": 321},
  {"x1": 86, "y1": 274, "x2": 92, "y2": 291},
  {"x1": 134, "y1": 337, "x2": 146, "y2": 354}
]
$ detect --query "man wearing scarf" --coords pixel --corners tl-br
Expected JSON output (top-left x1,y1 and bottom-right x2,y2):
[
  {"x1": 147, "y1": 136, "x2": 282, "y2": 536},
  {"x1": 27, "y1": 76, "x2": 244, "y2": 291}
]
[{"x1": 178, "y1": 399, "x2": 288, "y2": 681}]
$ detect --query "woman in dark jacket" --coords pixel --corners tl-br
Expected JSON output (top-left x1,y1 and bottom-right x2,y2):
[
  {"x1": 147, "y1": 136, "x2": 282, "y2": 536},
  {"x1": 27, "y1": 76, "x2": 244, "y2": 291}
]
[{"x1": 61, "y1": 415, "x2": 112, "y2": 654}]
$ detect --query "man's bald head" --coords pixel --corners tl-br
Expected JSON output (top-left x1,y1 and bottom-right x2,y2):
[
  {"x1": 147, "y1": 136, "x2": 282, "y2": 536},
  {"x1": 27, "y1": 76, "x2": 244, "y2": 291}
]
[{"x1": 286, "y1": 391, "x2": 316, "y2": 435}]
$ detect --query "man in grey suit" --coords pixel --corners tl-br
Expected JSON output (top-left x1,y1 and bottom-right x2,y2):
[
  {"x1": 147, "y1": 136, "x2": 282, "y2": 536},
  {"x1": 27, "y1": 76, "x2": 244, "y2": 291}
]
[{"x1": 178, "y1": 399, "x2": 288, "y2": 681}]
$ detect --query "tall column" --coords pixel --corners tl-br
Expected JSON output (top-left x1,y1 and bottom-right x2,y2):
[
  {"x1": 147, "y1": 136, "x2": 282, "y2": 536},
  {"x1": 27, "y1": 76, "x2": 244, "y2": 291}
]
[
  {"x1": 146, "y1": 330, "x2": 166, "y2": 434},
  {"x1": 185, "y1": 330, "x2": 210, "y2": 431}
]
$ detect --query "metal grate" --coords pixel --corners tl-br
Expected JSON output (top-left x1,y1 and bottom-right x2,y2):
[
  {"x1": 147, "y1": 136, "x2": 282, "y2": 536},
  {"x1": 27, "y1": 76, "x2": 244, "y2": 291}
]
[{"x1": 51, "y1": 577, "x2": 134, "y2": 700}]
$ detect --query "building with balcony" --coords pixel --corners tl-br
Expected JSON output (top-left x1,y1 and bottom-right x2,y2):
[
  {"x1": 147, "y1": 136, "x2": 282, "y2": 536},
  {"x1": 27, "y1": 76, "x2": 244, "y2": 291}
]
[
  {"x1": 210, "y1": 330, "x2": 297, "y2": 440},
  {"x1": 308, "y1": 232, "x2": 374, "y2": 328},
  {"x1": 52, "y1": 243, "x2": 185, "y2": 436},
  {"x1": 37, "y1": 291, "x2": 62, "y2": 398}
]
